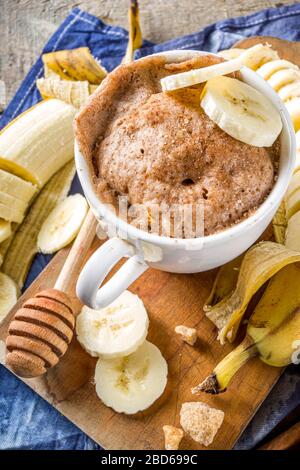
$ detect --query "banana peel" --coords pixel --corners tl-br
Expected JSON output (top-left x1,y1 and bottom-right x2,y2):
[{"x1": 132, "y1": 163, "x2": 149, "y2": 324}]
[
  {"x1": 2, "y1": 162, "x2": 75, "y2": 289},
  {"x1": 37, "y1": 75, "x2": 98, "y2": 108},
  {"x1": 206, "y1": 241, "x2": 300, "y2": 344},
  {"x1": 42, "y1": 47, "x2": 107, "y2": 84},
  {"x1": 272, "y1": 200, "x2": 287, "y2": 244},
  {"x1": 123, "y1": 0, "x2": 143, "y2": 64},
  {"x1": 193, "y1": 263, "x2": 300, "y2": 394},
  {"x1": 204, "y1": 255, "x2": 243, "y2": 310}
]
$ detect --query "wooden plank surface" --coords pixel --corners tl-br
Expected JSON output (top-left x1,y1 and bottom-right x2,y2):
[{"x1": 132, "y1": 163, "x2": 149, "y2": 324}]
[
  {"x1": 0, "y1": 234, "x2": 282, "y2": 450},
  {"x1": 0, "y1": 0, "x2": 294, "y2": 109}
]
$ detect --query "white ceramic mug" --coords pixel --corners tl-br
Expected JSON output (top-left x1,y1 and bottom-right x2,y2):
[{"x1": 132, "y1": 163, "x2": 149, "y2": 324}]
[{"x1": 75, "y1": 50, "x2": 296, "y2": 309}]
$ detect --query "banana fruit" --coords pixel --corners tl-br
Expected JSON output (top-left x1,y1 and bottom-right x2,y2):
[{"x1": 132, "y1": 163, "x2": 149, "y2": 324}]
[
  {"x1": 76, "y1": 290, "x2": 149, "y2": 358},
  {"x1": 2, "y1": 162, "x2": 75, "y2": 289},
  {"x1": 42, "y1": 47, "x2": 107, "y2": 84},
  {"x1": 238, "y1": 44, "x2": 279, "y2": 70},
  {"x1": 206, "y1": 241, "x2": 300, "y2": 344},
  {"x1": 193, "y1": 263, "x2": 300, "y2": 394},
  {"x1": 200, "y1": 75, "x2": 282, "y2": 147},
  {"x1": 256, "y1": 59, "x2": 298, "y2": 80},
  {"x1": 160, "y1": 58, "x2": 242, "y2": 91},
  {"x1": 0, "y1": 99, "x2": 76, "y2": 187},
  {"x1": 0, "y1": 272, "x2": 18, "y2": 324},
  {"x1": 0, "y1": 219, "x2": 11, "y2": 244},
  {"x1": 37, "y1": 76, "x2": 98, "y2": 109},
  {"x1": 94, "y1": 340, "x2": 168, "y2": 414},
  {"x1": 38, "y1": 194, "x2": 88, "y2": 254}
]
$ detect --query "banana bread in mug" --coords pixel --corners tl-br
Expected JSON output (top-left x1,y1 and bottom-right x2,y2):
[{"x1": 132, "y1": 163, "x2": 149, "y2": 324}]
[{"x1": 74, "y1": 54, "x2": 280, "y2": 238}]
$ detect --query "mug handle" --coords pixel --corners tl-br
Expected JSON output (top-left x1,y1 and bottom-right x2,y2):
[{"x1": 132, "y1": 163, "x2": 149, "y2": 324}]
[{"x1": 76, "y1": 237, "x2": 148, "y2": 309}]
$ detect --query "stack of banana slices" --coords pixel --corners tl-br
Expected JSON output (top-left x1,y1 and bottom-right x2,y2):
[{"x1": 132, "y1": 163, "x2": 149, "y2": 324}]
[
  {"x1": 0, "y1": 48, "x2": 107, "y2": 323},
  {"x1": 218, "y1": 43, "x2": 300, "y2": 249},
  {"x1": 76, "y1": 290, "x2": 168, "y2": 414}
]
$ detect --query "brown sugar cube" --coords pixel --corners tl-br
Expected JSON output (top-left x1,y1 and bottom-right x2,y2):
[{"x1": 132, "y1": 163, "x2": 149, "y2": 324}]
[
  {"x1": 175, "y1": 325, "x2": 197, "y2": 345},
  {"x1": 163, "y1": 425, "x2": 184, "y2": 450},
  {"x1": 180, "y1": 402, "x2": 224, "y2": 447}
]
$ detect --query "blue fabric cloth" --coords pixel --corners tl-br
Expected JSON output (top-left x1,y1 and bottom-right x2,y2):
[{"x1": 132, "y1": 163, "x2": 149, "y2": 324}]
[{"x1": 0, "y1": 3, "x2": 300, "y2": 450}]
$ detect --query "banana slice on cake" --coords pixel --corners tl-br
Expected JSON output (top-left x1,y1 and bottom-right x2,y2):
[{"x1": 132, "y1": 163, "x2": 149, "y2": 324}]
[
  {"x1": 76, "y1": 290, "x2": 149, "y2": 358},
  {"x1": 37, "y1": 194, "x2": 88, "y2": 254},
  {"x1": 0, "y1": 272, "x2": 18, "y2": 324},
  {"x1": 238, "y1": 44, "x2": 279, "y2": 70},
  {"x1": 256, "y1": 59, "x2": 298, "y2": 80},
  {"x1": 160, "y1": 58, "x2": 242, "y2": 91},
  {"x1": 94, "y1": 340, "x2": 168, "y2": 414},
  {"x1": 0, "y1": 219, "x2": 11, "y2": 244},
  {"x1": 200, "y1": 75, "x2": 282, "y2": 147},
  {"x1": 267, "y1": 69, "x2": 300, "y2": 92}
]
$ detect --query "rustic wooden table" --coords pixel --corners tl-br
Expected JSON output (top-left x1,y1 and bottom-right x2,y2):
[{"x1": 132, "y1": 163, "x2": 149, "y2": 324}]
[{"x1": 0, "y1": 0, "x2": 294, "y2": 109}]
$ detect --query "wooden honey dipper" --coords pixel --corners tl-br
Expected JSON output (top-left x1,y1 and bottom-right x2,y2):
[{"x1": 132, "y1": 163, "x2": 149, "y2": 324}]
[{"x1": 5, "y1": 209, "x2": 97, "y2": 378}]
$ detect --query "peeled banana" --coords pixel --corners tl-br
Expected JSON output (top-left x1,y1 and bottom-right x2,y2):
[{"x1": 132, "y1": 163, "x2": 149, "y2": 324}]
[
  {"x1": 38, "y1": 194, "x2": 88, "y2": 254},
  {"x1": 200, "y1": 75, "x2": 282, "y2": 147},
  {"x1": 0, "y1": 272, "x2": 18, "y2": 324},
  {"x1": 0, "y1": 99, "x2": 76, "y2": 187},
  {"x1": 94, "y1": 340, "x2": 168, "y2": 414},
  {"x1": 2, "y1": 162, "x2": 75, "y2": 288},
  {"x1": 194, "y1": 263, "x2": 300, "y2": 393},
  {"x1": 76, "y1": 290, "x2": 149, "y2": 358}
]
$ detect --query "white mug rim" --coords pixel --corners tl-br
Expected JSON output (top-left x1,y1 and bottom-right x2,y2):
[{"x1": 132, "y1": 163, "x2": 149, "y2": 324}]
[{"x1": 75, "y1": 49, "x2": 296, "y2": 249}]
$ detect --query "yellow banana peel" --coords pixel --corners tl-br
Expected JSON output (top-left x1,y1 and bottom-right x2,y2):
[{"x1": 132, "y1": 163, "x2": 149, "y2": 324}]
[
  {"x1": 42, "y1": 47, "x2": 107, "y2": 84},
  {"x1": 206, "y1": 241, "x2": 300, "y2": 344},
  {"x1": 37, "y1": 75, "x2": 98, "y2": 108},
  {"x1": 193, "y1": 263, "x2": 300, "y2": 393},
  {"x1": 272, "y1": 200, "x2": 287, "y2": 244},
  {"x1": 123, "y1": 0, "x2": 142, "y2": 64},
  {"x1": 204, "y1": 255, "x2": 243, "y2": 310}
]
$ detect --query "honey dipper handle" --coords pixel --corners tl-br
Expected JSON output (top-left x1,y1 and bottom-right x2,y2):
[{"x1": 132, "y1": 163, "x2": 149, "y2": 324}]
[{"x1": 54, "y1": 208, "x2": 98, "y2": 294}]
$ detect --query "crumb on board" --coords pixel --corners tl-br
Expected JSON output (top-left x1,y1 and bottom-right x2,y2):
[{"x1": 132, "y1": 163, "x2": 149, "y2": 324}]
[
  {"x1": 180, "y1": 402, "x2": 224, "y2": 447},
  {"x1": 163, "y1": 425, "x2": 184, "y2": 450},
  {"x1": 175, "y1": 325, "x2": 197, "y2": 345}
]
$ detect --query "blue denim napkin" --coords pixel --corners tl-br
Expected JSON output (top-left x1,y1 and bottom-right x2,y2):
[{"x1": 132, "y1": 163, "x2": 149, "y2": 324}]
[{"x1": 1, "y1": 3, "x2": 300, "y2": 450}]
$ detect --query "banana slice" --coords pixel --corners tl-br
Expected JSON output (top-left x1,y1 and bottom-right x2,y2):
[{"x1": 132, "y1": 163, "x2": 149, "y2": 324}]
[
  {"x1": 278, "y1": 81, "x2": 300, "y2": 102},
  {"x1": 268, "y1": 69, "x2": 300, "y2": 92},
  {"x1": 37, "y1": 194, "x2": 88, "y2": 254},
  {"x1": 0, "y1": 272, "x2": 18, "y2": 324},
  {"x1": 256, "y1": 59, "x2": 298, "y2": 81},
  {"x1": 0, "y1": 219, "x2": 11, "y2": 244},
  {"x1": 286, "y1": 170, "x2": 300, "y2": 197},
  {"x1": 76, "y1": 290, "x2": 149, "y2": 358},
  {"x1": 239, "y1": 44, "x2": 279, "y2": 70},
  {"x1": 94, "y1": 340, "x2": 168, "y2": 414},
  {"x1": 201, "y1": 75, "x2": 282, "y2": 147},
  {"x1": 295, "y1": 151, "x2": 300, "y2": 174},
  {"x1": 285, "y1": 97, "x2": 300, "y2": 131},
  {"x1": 218, "y1": 48, "x2": 243, "y2": 60},
  {"x1": 296, "y1": 129, "x2": 300, "y2": 149},
  {"x1": 285, "y1": 211, "x2": 300, "y2": 251},
  {"x1": 285, "y1": 186, "x2": 300, "y2": 219},
  {"x1": 160, "y1": 58, "x2": 242, "y2": 92}
]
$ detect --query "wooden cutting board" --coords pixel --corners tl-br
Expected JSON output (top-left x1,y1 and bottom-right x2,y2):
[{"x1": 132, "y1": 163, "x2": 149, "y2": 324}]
[{"x1": 0, "y1": 36, "x2": 296, "y2": 451}]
